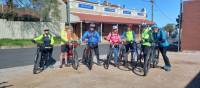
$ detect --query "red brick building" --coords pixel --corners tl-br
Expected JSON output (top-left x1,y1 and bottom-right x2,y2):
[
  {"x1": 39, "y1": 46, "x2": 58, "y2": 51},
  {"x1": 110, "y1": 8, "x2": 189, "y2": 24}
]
[{"x1": 182, "y1": 0, "x2": 200, "y2": 50}]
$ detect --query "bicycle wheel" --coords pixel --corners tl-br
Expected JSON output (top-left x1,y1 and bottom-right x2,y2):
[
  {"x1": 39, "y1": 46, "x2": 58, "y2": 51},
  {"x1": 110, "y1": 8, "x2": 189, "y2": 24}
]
[
  {"x1": 82, "y1": 48, "x2": 87, "y2": 65},
  {"x1": 104, "y1": 53, "x2": 111, "y2": 69},
  {"x1": 72, "y1": 49, "x2": 79, "y2": 70},
  {"x1": 118, "y1": 48, "x2": 123, "y2": 66},
  {"x1": 33, "y1": 50, "x2": 41, "y2": 74},
  {"x1": 131, "y1": 51, "x2": 137, "y2": 66},
  {"x1": 88, "y1": 50, "x2": 93, "y2": 70},
  {"x1": 143, "y1": 51, "x2": 152, "y2": 76},
  {"x1": 153, "y1": 49, "x2": 159, "y2": 68}
]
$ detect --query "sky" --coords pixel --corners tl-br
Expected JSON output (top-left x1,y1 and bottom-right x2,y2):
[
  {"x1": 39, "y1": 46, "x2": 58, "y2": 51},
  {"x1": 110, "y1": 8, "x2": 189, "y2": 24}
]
[
  {"x1": 89, "y1": 0, "x2": 182, "y2": 27},
  {"x1": 0, "y1": 0, "x2": 182, "y2": 27}
]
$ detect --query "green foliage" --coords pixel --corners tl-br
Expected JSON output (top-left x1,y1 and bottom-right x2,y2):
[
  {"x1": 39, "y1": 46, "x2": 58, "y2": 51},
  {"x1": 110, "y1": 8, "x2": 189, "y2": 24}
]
[
  {"x1": 163, "y1": 23, "x2": 175, "y2": 34},
  {"x1": 32, "y1": 0, "x2": 61, "y2": 21},
  {"x1": 0, "y1": 39, "x2": 34, "y2": 47},
  {"x1": 0, "y1": 38, "x2": 60, "y2": 47}
]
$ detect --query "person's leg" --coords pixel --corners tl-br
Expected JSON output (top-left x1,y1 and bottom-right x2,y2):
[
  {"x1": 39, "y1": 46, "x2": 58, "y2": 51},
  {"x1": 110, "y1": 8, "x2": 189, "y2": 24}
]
[
  {"x1": 159, "y1": 47, "x2": 171, "y2": 71},
  {"x1": 65, "y1": 45, "x2": 71, "y2": 66},
  {"x1": 130, "y1": 42, "x2": 135, "y2": 61},
  {"x1": 48, "y1": 48, "x2": 55, "y2": 68},
  {"x1": 124, "y1": 44, "x2": 130, "y2": 65},
  {"x1": 142, "y1": 45, "x2": 150, "y2": 67},
  {"x1": 59, "y1": 45, "x2": 66, "y2": 68},
  {"x1": 113, "y1": 46, "x2": 119, "y2": 66},
  {"x1": 94, "y1": 45, "x2": 100, "y2": 65},
  {"x1": 40, "y1": 51, "x2": 45, "y2": 68},
  {"x1": 39, "y1": 46, "x2": 45, "y2": 68}
]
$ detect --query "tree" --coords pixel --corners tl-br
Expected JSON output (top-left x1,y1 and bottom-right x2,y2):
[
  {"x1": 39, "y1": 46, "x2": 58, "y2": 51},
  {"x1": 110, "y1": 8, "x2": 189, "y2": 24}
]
[
  {"x1": 6, "y1": 0, "x2": 14, "y2": 12},
  {"x1": 3, "y1": 0, "x2": 61, "y2": 21},
  {"x1": 32, "y1": 0, "x2": 61, "y2": 22},
  {"x1": 163, "y1": 23, "x2": 175, "y2": 35}
]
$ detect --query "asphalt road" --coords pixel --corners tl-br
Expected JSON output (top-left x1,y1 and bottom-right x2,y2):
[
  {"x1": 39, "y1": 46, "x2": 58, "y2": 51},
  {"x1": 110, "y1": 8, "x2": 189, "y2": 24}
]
[{"x1": 0, "y1": 44, "x2": 109, "y2": 69}]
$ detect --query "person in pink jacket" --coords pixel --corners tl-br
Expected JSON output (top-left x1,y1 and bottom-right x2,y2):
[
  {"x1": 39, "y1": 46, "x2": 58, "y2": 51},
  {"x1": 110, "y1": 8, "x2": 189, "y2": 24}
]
[{"x1": 105, "y1": 25, "x2": 121, "y2": 67}]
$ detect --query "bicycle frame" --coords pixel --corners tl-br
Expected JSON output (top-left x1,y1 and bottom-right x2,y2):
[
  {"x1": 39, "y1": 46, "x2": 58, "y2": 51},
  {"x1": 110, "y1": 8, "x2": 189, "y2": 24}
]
[{"x1": 65, "y1": 41, "x2": 79, "y2": 70}]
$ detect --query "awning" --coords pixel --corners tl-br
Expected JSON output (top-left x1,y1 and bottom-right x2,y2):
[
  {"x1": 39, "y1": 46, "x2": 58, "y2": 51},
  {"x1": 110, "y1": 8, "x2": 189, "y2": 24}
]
[
  {"x1": 70, "y1": 14, "x2": 81, "y2": 23},
  {"x1": 72, "y1": 13, "x2": 153, "y2": 24}
]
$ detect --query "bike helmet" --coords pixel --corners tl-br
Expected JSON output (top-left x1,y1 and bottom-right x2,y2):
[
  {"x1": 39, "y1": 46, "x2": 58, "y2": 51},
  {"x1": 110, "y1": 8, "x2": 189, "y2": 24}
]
[
  {"x1": 112, "y1": 25, "x2": 118, "y2": 30},
  {"x1": 90, "y1": 23, "x2": 96, "y2": 28}
]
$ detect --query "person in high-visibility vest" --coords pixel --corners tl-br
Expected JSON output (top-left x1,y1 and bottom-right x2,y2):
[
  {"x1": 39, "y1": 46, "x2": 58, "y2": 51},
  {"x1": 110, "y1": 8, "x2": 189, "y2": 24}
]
[
  {"x1": 121, "y1": 24, "x2": 136, "y2": 66},
  {"x1": 141, "y1": 23, "x2": 153, "y2": 69},
  {"x1": 32, "y1": 29, "x2": 55, "y2": 69},
  {"x1": 59, "y1": 25, "x2": 79, "y2": 68}
]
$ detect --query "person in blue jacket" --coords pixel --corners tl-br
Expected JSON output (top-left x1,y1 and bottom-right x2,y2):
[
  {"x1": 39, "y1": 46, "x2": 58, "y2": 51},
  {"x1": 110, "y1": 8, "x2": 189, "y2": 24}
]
[
  {"x1": 82, "y1": 23, "x2": 101, "y2": 65},
  {"x1": 152, "y1": 25, "x2": 171, "y2": 71}
]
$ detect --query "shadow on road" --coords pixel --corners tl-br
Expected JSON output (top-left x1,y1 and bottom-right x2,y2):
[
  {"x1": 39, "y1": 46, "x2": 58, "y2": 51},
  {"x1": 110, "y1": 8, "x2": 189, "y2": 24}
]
[
  {"x1": 186, "y1": 71, "x2": 200, "y2": 88},
  {"x1": 0, "y1": 81, "x2": 14, "y2": 88}
]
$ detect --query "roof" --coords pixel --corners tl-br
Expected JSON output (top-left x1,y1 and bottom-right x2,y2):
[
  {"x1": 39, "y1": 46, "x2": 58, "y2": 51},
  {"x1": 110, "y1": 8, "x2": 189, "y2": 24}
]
[{"x1": 73, "y1": 13, "x2": 153, "y2": 24}]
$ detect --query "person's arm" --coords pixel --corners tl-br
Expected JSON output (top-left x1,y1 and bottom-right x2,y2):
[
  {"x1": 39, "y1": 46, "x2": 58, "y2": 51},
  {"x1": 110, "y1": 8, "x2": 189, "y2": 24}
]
[
  {"x1": 106, "y1": 33, "x2": 111, "y2": 41},
  {"x1": 161, "y1": 30, "x2": 168, "y2": 43},
  {"x1": 121, "y1": 32, "x2": 126, "y2": 40},
  {"x1": 118, "y1": 34, "x2": 121, "y2": 43},
  {"x1": 96, "y1": 32, "x2": 101, "y2": 42},
  {"x1": 50, "y1": 35, "x2": 55, "y2": 45},
  {"x1": 73, "y1": 33, "x2": 79, "y2": 41},
  {"x1": 60, "y1": 30, "x2": 68, "y2": 44},
  {"x1": 33, "y1": 35, "x2": 43, "y2": 43},
  {"x1": 82, "y1": 31, "x2": 88, "y2": 42}
]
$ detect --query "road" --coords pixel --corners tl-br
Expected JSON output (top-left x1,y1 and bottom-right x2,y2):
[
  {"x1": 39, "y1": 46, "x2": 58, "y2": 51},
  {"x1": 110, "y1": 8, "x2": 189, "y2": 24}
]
[
  {"x1": 0, "y1": 44, "x2": 109, "y2": 69},
  {"x1": 0, "y1": 51, "x2": 200, "y2": 88}
]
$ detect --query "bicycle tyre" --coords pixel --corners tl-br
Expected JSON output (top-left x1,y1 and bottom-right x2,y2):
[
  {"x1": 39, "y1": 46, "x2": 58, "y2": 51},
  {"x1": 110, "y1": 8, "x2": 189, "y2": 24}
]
[
  {"x1": 153, "y1": 49, "x2": 159, "y2": 68},
  {"x1": 88, "y1": 50, "x2": 93, "y2": 70},
  {"x1": 72, "y1": 50, "x2": 79, "y2": 70},
  {"x1": 33, "y1": 51, "x2": 41, "y2": 74}
]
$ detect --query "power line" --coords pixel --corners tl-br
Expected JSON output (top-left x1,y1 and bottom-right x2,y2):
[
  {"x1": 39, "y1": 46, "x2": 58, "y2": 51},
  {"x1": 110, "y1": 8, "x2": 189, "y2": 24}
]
[
  {"x1": 140, "y1": 0, "x2": 174, "y2": 22},
  {"x1": 154, "y1": 2, "x2": 174, "y2": 22}
]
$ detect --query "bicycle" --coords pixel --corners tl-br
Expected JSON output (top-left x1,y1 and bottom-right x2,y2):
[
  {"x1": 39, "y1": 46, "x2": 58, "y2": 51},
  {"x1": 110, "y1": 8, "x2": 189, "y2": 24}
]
[
  {"x1": 66, "y1": 41, "x2": 79, "y2": 70},
  {"x1": 126, "y1": 41, "x2": 138, "y2": 68},
  {"x1": 103, "y1": 43, "x2": 120, "y2": 69},
  {"x1": 150, "y1": 42, "x2": 160, "y2": 68},
  {"x1": 118, "y1": 41, "x2": 128, "y2": 68},
  {"x1": 82, "y1": 43, "x2": 96, "y2": 70},
  {"x1": 33, "y1": 44, "x2": 52, "y2": 74},
  {"x1": 132, "y1": 42, "x2": 152, "y2": 76}
]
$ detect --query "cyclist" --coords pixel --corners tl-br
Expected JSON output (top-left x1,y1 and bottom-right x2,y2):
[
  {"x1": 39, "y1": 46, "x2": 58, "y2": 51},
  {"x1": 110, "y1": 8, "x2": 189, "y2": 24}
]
[
  {"x1": 82, "y1": 23, "x2": 101, "y2": 65},
  {"x1": 152, "y1": 25, "x2": 171, "y2": 71},
  {"x1": 105, "y1": 25, "x2": 121, "y2": 67},
  {"x1": 60, "y1": 25, "x2": 78, "y2": 68},
  {"x1": 121, "y1": 24, "x2": 136, "y2": 66},
  {"x1": 141, "y1": 23, "x2": 153, "y2": 69},
  {"x1": 32, "y1": 29, "x2": 55, "y2": 69}
]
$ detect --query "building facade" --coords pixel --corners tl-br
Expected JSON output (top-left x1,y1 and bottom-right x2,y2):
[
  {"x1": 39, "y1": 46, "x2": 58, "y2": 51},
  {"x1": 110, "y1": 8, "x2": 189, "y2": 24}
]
[
  {"x1": 62, "y1": 0, "x2": 153, "y2": 40},
  {"x1": 182, "y1": 0, "x2": 200, "y2": 50}
]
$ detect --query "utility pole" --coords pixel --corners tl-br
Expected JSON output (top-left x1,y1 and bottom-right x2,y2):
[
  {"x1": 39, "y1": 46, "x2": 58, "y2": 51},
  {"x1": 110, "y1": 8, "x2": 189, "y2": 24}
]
[
  {"x1": 178, "y1": 0, "x2": 183, "y2": 52},
  {"x1": 150, "y1": 0, "x2": 154, "y2": 22},
  {"x1": 63, "y1": 0, "x2": 71, "y2": 26},
  {"x1": 66, "y1": 0, "x2": 71, "y2": 27}
]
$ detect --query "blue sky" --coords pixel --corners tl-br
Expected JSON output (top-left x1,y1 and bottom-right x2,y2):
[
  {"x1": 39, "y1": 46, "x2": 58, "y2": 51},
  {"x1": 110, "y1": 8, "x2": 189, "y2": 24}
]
[
  {"x1": 89, "y1": 0, "x2": 181, "y2": 27},
  {"x1": 0, "y1": 0, "x2": 182, "y2": 27}
]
